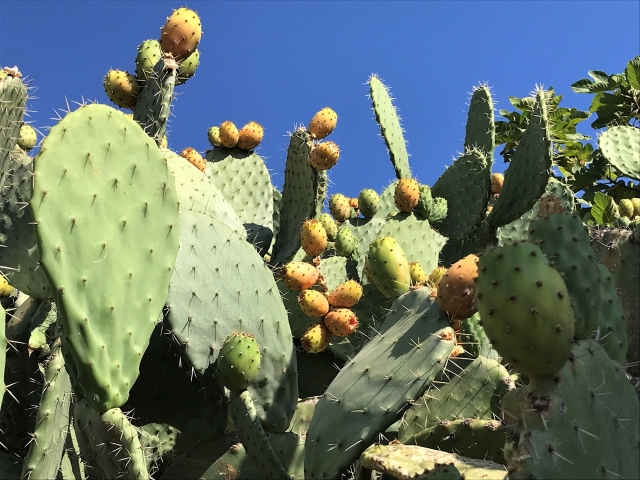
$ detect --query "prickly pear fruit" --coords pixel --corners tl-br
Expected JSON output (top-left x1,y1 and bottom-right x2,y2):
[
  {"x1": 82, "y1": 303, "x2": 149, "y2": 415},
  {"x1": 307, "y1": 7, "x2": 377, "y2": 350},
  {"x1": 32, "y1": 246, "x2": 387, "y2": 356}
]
[
  {"x1": 394, "y1": 178, "x2": 420, "y2": 212},
  {"x1": 335, "y1": 226, "x2": 359, "y2": 258},
  {"x1": 310, "y1": 141, "x2": 340, "y2": 170},
  {"x1": 349, "y1": 198, "x2": 359, "y2": 209},
  {"x1": 368, "y1": 237, "x2": 411, "y2": 298},
  {"x1": 308, "y1": 107, "x2": 337, "y2": 140},
  {"x1": 208, "y1": 126, "x2": 222, "y2": 147},
  {"x1": 409, "y1": 262, "x2": 427, "y2": 286},
  {"x1": 103, "y1": 69, "x2": 140, "y2": 109},
  {"x1": 427, "y1": 266, "x2": 447, "y2": 288},
  {"x1": 537, "y1": 195, "x2": 563, "y2": 218},
  {"x1": 329, "y1": 193, "x2": 351, "y2": 223},
  {"x1": 159, "y1": 7, "x2": 202, "y2": 61},
  {"x1": 318, "y1": 213, "x2": 338, "y2": 241},
  {"x1": 436, "y1": 255, "x2": 479, "y2": 320},
  {"x1": 301, "y1": 323, "x2": 332, "y2": 353},
  {"x1": 17, "y1": 124, "x2": 36, "y2": 151},
  {"x1": 415, "y1": 184, "x2": 433, "y2": 219},
  {"x1": 490, "y1": 173, "x2": 504, "y2": 194},
  {"x1": 219, "y1": 121, "x2": 239, "y2": 148},
  {"x1": 237, "y1": 121, "x2": 264, "y2": 151},
  {"x1": 301, "y1": 219, "x2": 328, "y2": 257},
  {"x1": 358, "y1": 189, "x2": 380, "y2": 218},
  {"x1": 282, "y1": 262, "x2": 320, "y2": 291},
  {"x1": 328, "y1": 280, "x2": 363, "y2": 308},
  {"x1": 632, "y1": 198, "x2": 640, "y2": 217},
  {"x1": 0, "y1": 276, "x2": 14, "y2": 297},
  {"x1": 179, "y1": 147, "x2": 206, "y2": 172},
  {"x1": 176, "y1": 49, "x2": 200, "y2": 85},
  {"x1": 323, "y1": 308, "x2": 358, "y2": 337},
  {"x1": 475, "y1": 242, "x2": 575, "y2": 377},
  {"x1": 217, "y1": 333, "x2": 261, "y2": 392},
  {"x1": 298, "y1": 289, "x2": 330, "y2": 318},
  {"x1": 428, "y1": 197, "x2": 448, "y2": 223},
  {"x1": 364, "y1": 258, "x2": 376, "y2": 285},
  {"x1": 619, "y1": 198, "x2": 634, "y2": 219},
  {"x1": 135, "y1": 39, "x2": 163, "y2": 81}
]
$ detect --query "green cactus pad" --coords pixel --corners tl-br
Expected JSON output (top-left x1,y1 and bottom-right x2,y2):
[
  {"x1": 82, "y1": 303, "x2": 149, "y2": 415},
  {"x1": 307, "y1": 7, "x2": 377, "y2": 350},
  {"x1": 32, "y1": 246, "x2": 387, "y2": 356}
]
[
  {"x1": 206, "y1": 148, "x2": 274, "y2": 256},
  {"x1": 464, "y1": 85, "x2": 496, "y2": 163},
  {"x1": 369, "y1": 75, "x2": 411, "y2": 179},
  {"x1": 304, "y1": 297, "x2": 456, "y2": 479},
  {"x1": 31, "y1": 104, "x2": 180, "y2": 411},
  {"x1": 399, "y1": 356, "x2": 512, "y2": 442},
  {"x1": 506, "y1": 339, "x2": 639, "y2": 479},
  {"x1": 218, "y1": 333, "x2": 262, "y2": 392},
  {"x1": 488, "y1": 90, "x2": 552, "y2": 227},
  {"x1": 595, "y1": 263, "x2": 628, "y2": 363},
  {"x1": 599, "y1": 125, "x2": 640, "y2": 181},
  {"x1": 431, "y1": 148, "x2": 491, "y2": 239},
  {"x1": 139, "y1": 423, "x2": 181, "y2": 472},
  {"x1": 270, "y1": 187, "x2": 283, "y2": 254},
  {"x1": 0, "y1": 305, "x2": 6, "y2": 409},
  {"x1": 0, "y1": 75, "x2": 26, "y2": 172},
  {"x1": 458, "y1": 312, "x2": 492, "y2": 358},
  {"x1": 165, "y1": 210, "x2": 297, "y2": 433},
  {"x1": 373, "y1": 180, "x2": 400, "y2": 219}
]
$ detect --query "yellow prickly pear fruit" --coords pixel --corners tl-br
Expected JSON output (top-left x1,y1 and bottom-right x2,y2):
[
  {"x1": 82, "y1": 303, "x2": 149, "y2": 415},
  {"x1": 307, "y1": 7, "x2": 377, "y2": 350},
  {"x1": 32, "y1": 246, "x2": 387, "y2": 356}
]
[
  {"x1": 103, "y1": 69, "x2": 140, "y2": 110},
  {"x1": 310, "y1": 141, "x2": 340, "y2": 170},
  {"x1": 619, "y1": 199, "x2": 634, "y2": 219},
  {"x1": 329, "y1": 194, "x2": 351, "y2": 223},
  {"x1": 208, "y1": 126, "x2": 222, "y2": 147},
  {"x1": 537, "y1": 195, "x2": 563, "y2": 218},
  {"x1": 237, "y1": 121, "x2": 264, "y2": 150},
  {"x1": 436, "y1": 254, "x2": 479, "y2": 320},
  {"x1": 219, "y1": 121, "x2": 239, "y2": 148},
  {"x1": 409, "y1": 262, "x2": 427, "y2": 286},
  {"x1": 301, "y1": 323, "x2": 332, "y2": 353},
  {"x1": 282, "y1": 262, "x2": 320, "y2": 291},
  {"x1": 17, "y1": 124, "x2": 37, "y2": 151},
  {"x1": 491, "y1": 173, "x2": 504, "y2": 194},
  {"x1": 394, "y1": 178, "x2": 420, "y2": 213},
  {"x1": 0, "y1": 276, "x2": 15, "y2": 297},
  {"x1": 323, "y1": 308, "x2": 358, "y2": 337},
  {"x1": 308, "y1": 107, "x2": 338, "y2": 140},
  {"x1": 300, "y1": 219, "x2": 328, "y2": 257},
  {"x1": 426, "y1": 266, "x2": 447, "y2": 288},
  {"x1": 297, "y1": 290, "x2": 330, "y2": 318},
  {"x1": 160, "y1": 7, "x2": 202, "y2": 61},
  {"x1": 631, "y1": 198, "x2": 640, "y2": 217},
  {"x1": 180, "y1": 147, "x2": 206, "y2": 172},
  {"x1": 327, "y1": 280, "x2": 363, "y2": 308}
]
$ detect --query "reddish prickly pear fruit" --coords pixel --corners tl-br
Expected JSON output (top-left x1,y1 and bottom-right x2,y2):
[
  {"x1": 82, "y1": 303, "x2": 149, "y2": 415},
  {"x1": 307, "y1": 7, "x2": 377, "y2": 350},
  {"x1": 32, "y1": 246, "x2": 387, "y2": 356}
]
[
  {"x1": 301, "y1": 323, "x2": 332, "y2": 353},
  {"x1": 298, "y1": 290, "x2": 330, "y2": 318},
  {"x1": 491, "y1": 173, "x2": 504, "y2": 194},
  {"x1": 318, "y1": 213, "x2": 338, "y2": 241},
  {"x1": 237, "y1": 121, "x2": 264, "y2": 150},
  {"x1": 103, "y1": 70, "x2": 140, "y2": 110},
  {"x1": 219, "y1": 121, "x2": 239, "y2": 148},
  {"x1": 329, "y1": 194, "x2": 351, "y2": 223},
  {"x1": 308, "y1": 107, "x2": 338, "y2": 140},
  {"x1": 282, "y1": 262, "x2": 320, "y2": 291},
  {"x1": 300, "y1": 219, "x2": 328, "y2": 257},
  {"x1": 537, "y1": 195, "x2": 563, "y2": 218},
  {"x1": 328, "y1": 280, "x2": 363, "y2": 308},
  {"x1": 217, "y1": 333, "x2": 261, "y2": 392},
  {"x1": 323, "y1": 309, "x2": 358, "y2": 337},
  {"x1": 180, "y1": 147, "x2": 206, "y2": 172},
  {"x1": 409, "y1": 262, "x2": 427, "y2": 286},
  {"x1": 208, "y1": 126, "x2": 222, "y2": 147},
  {"x1": 394, "y1": 178, "x2": 420, "y2": 212},
  {"x1": 436, "y1": 254, "x2": 479, "y2": 320},
  {"x1": 159, "y1": 7, "x2": 202, "y2": 61},
  {"x1": 310, "y1": 141, "x2": 340, "y2": 170}
]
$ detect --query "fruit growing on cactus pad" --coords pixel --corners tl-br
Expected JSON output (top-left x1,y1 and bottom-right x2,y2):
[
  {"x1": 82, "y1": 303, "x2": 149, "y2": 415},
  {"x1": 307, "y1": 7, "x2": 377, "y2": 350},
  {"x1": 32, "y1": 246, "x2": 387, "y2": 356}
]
[
  {"x1": 103, "y1": 69, "x2": 140, "y2": 109},
  {"x1": 300, "y1": 219, "x2": 328, "y2": 257},
  {"x1": 219, "y1": 120, "x2": 239, "y2": 148},
  {"x1": 358, "y1": 188, "x2": 380, "y2": 218},
  {"x1": 409, "y1": 262, "x2": 427, "y2": 286},
  {"x1": 217, "y1": 333, "x2": 261, "y2": 392},
  {"x1": 329, "y1": 193, "x2": 352, "y2": 223},
  {"x1": 328, "y1": 280, "x2": 363, "y2": 308},
  {"x1": 490, "y1": 173, "x2": 504, "y2": 194},
  {"x1": 324, "y1": 308, "x2": 359, "y2": 337},
  {"x1": 179, "y1": 147, "x2": 206, "y2": 172},
  {"x1": 308, "y1": 107, "x2": 338, "y2": 139},
  {"x1": 394, "y1": 178, "x2": 420, "y2": 212},
  {"x1": 237, "y1": 121, "x2": 264, "y2": 150},
  {"x1": 298, "y1": 289, "x2": 330, "y2": 318},
  {"x1": 436, "y1": 254, "x2": 479, "y2": 320},
  {"x1": 310, "y1": 141, "x2": 340, "y2": 170},
  {"x1": 17, "y1": 124, "x2": 36, "y2": 151},
  {"x1": 207, "y1": 125, "x2": 222, "y2": 147},
  {"x1": 282, "y1": 262, "x2": 320, "y2": 291},
  {"x1": 318, "y1": 213, "x2": 338, "y2": 241},
  {"x1": 301, "y1": 323, "x2": 332, "y2": 353},
  {"x1": 367, "y1": 237, "x2": 411, "y2": 298},
  {"x1": 159, "y1": 7, "x2": 202, "y2": 61}
]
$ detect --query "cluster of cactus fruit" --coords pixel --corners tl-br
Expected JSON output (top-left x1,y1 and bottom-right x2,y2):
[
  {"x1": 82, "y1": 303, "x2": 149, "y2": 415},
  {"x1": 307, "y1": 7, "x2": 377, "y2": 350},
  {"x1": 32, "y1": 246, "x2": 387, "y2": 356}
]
[{"x1": 1, "y1": 7, "x2": 639, "y2": 480}]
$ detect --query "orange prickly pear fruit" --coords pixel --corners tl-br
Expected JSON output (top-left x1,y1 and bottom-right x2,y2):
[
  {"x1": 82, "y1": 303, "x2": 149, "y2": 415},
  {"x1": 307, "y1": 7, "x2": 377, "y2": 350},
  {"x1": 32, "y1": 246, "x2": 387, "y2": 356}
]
[
  {"x1": 180, "y1": 147, "x2": 206, "y2": 172},
  {"x1": 328, "y1": 280, "x2": 363, "y2": 308},
  {"x1": 409, "y1": 262, "x2": 427, "y2": 286},
  {"x1": 323, "y1": 309, "x2": 358, "y2": 337},
  {"x1": 160, "y1": 7, "x2": 202, "y2": 61},
  {"x1": 349, "y1": 198, "x2": 359, "y2": 210},
  {"x1": 394, "y1": 178, "x2": 420, "y2": 212},
  {"x1": 310, "y1": 141, "x2": 340, "y2": 170},
  {"x1": 103, "y1": 70, "x2": 140, "y2": 110},
  {"x1": 491, "y1": 173, "x2": 504, "y2": 194},
  {"x1": 436, "y1": 254, "x2": 479, "y2": 320},
  {"x1": 301, "y1": 323, "x2": 332, "y2": 353},
  {"x1": 237, "y1": 121, "x2": 264, "y2": 150},
  {"x1": 219, "y1": 121, "x2": 239, "y2": 148},
  {"x1": 301, "y1": 219, "x2": 328, "y2": 257},
  {"x1": 308, "y1": 107, "x2": 338, "y2": 140},
  {"x1": 282, "y1": 262, "x2": 320, "y2": 291},
  {"x1": 298, "y1": 290, "x2": 330, "y2": 318}
]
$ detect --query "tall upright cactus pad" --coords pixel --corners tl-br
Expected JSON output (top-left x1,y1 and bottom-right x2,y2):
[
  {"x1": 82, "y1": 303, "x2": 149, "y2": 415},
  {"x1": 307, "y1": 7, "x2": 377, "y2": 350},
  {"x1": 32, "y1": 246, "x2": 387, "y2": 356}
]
[
  {"x1": 464, "y1": 85, "x2": 496, "y2": 163},
  {"x1": 598, "y1": 125, "x2": 640, "y2": 181},
  {"x1": 30, "y1": 104, "x2": 180, "y2": 411},
  {"x1": 304, "y1": 297, "x2": 456, "y2": 479},
  {"x1": 0, "y1": 74, "x2": 26, "y2": 171},
  {"x1": 164, "y1": 210, "x2": 297, "y2": 433},
  {"x1": 205, "y1": 148, "x2": 274, "y2": 256},
  {"x1": 0, "y1": 305, "x2": 6, "y2": 410},
  {"x1": 595, "y1": 263, "x2": 628, "y2": 363},
  {"x1": 506, "y1": 339, "x2": 639, "y2": 479},
  {"x1": 431, "y1": 148, "x2": 492, "y2": 239},
  {"x1": 488, "y1": 89, "x2": 552, "y2": 227},
  {"x1": 369, "y1": 75, "x2": 411, "y2": 179}
]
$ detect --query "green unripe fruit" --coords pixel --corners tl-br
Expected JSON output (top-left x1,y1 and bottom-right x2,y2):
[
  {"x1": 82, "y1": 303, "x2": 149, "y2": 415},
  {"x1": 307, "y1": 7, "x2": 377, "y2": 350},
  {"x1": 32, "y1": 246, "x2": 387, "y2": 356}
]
[
  {"x1": 17, "y1": 124, "x2": 36, "y2": 151},
  {"x1": 367, "y1": 237, "x2": 411, "y2": 299},
  {"x1": 176, "y1": 49, "x2": 200, "y2": 85},
  {"x1": 631, "y1": 198, "x2": 640, "y2": 217},
  {"x1": 619, "y1": 198, "x2": 634, "y2": 219},
  {"x1": 335, "y1": 226, "x2": 359, "y2": 258},
  {"x1": 428, "y1": 197, "x2": 448, "y2": 223},
  {"x1": 208, "y1": 126, "x2": 222, "y2": 147},
  {"x1": 358, "y1": 189, "x2": 380, "y2": 218},
  {"x1": 318, "y1": 213, "x2": 338, "y2": 241},
  {"x1": 217, "y1": 333, "x2": 261, "y2": 392},
  {"x1": 135, "y1": 39, "x2": 163, "y2": 81},
  {"x1": 414, "y1": 184, "x2": 433, "y2": 219},
  {"x1": 329, "y1": 194, "x2": 351, "y2": 223}
]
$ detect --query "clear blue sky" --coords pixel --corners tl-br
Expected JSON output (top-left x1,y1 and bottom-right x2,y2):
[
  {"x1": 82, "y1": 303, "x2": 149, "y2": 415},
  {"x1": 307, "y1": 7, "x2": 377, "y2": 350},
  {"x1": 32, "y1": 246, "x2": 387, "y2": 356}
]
[{"x1": 1, "y1": 1, "x2": 638, "y2": 199}]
